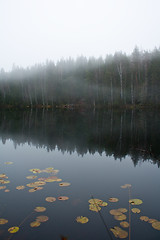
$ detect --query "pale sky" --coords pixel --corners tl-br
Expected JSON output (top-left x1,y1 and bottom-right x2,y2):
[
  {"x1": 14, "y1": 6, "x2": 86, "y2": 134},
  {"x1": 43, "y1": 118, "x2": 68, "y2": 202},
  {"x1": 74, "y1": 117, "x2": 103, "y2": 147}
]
[{"x1": 0, "y1": 0, "x2": 159, "y2": 71}]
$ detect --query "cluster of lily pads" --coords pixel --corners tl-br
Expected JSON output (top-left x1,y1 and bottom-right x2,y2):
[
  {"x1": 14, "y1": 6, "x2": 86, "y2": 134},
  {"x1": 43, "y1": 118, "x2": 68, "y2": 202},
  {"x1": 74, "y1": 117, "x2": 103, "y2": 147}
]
[
  {"x1": 0, "y1": 163, "x2": 71, "y2": 237},
  {"x1": 75, "y1": 184, "x2": 160, "y2": 239}
]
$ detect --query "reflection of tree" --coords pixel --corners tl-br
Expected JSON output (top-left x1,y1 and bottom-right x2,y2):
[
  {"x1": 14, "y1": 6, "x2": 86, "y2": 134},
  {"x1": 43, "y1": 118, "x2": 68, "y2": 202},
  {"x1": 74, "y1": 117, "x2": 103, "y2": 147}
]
[{"x1": 0, "y1": 110, "x2": 160, "y2": 167}]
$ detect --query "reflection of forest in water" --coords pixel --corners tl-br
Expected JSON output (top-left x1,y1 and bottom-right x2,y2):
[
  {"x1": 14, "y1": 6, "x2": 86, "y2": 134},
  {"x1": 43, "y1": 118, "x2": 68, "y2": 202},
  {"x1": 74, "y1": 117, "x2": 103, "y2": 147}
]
[{"x1": 0, "y1": 110, "x2": 160, "y2": 166}]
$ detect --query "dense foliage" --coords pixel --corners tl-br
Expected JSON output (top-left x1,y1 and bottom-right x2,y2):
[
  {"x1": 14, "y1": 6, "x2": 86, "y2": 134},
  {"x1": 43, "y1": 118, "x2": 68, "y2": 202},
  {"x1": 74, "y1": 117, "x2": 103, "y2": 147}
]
[{"x1": 0, "y1": 47, "x2": 160, "y2": 107}]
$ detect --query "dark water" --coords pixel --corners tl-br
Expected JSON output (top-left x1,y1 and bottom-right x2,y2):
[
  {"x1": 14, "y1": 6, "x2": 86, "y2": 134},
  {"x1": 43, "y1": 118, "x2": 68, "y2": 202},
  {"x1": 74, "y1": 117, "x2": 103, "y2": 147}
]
[{"x1": 0, "y1": 110, "x2": 160, "y2": 240}]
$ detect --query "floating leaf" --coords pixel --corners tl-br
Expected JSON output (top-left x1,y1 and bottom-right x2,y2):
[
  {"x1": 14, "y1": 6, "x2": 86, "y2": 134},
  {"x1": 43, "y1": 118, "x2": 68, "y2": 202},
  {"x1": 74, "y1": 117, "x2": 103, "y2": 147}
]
[
  {"x1": 16, "y1": 186, "x2": 25, "y2": 190},
  {"x1": 0, "y1": 180, "x2": 10, "y2": 184},
  {"x1": 118, "y1": 208, "x2": 128, "y2": 213},
  {"x1": 110, "y1": 226, "x2": 128, "y2": 238},
  {"x1": 109, "y1": 198, "x2": 119, "y2": 202},
  {"x1": 110, "y1": 209, "x2": 123, "y2": 216},
  {"x1": 99, "y1": 201, "x2": 108, "y2": 207},
  {"x1": 26, "y1": 175, "x2": 37, "y2": 179},
  {"x1": 120, "y1": 221, "x2": 129, "y2": 228},
  {"x1": 8, "y1": 226, "x2": 19, "y2": 233},
  {"x1": 45, "y1": 197, "x2": 56, "y2": 202},
  {"x1": 0, "y1": 186, "x2": 6, "y2": 190},
  {"x1": 34, "y1": 207, "x2": 46, "y2": 212},
  {"x1": 140, "y1": 216, "x2": 149, "y2": 222},
  {"x1": 56, "y1": 178, "x2": 62, "y2": 182},
  {"x1": 36, "y1": 215, "x2": 49, "y2": 222},
  {"x1": 45, "y1": 178, "x2": 57, "y2": 182},
  {"x1": 58, "y1": 196, "x2": 69, "y2": 201},
  {"x1": 121, "y1": 184, "x2": 131, "y2": 189},
  {"x1": 0, "y1": 174, "x2": 8, "y2": 178},
  {"x1": 5, "y1": 189, "x2": 10, "y2": 192},
  {"x1": 30, "y1": 221, "x2": 41, "y2": 227},
  {"x1": 29, "y1": 169, "x2": 41, "y2": 174},
  {"x1": 59, "y1": 182, "x2": 71, "y2": 187},
  {"x1": 152, "y1": 221, "x2": 160, "y2": 230},
  {"x1": 148, "y1": 219, "x2": 157, "y2": 224},
  {"x1": 76, "y1": 216, "x2": 89, "y2": 224},
  {"x1": 129, "y1": 199, "x2": 143, "y2": 205},
  {"x1": 5, "y1": 162, "x2": 13, "y2": 165},
  {"x1": 114, "y1": 214, "x2": 127, "y2": 221},
  {"x1": 34, "y1": 181, "x2": 46, "y2": 186},
  {"x1": 89, "y1": 204, "x2": 101, "y2": 212},
  {"x1": 34, "y1": 187, "x2": 43, "y2": 191},
  {"x1": 88, "y1": 199, "x2": 103, "y2": 205},
  {"x1": 131, "y1": 208, "x2": 141, "y2": 213},
  {"x1": 0, "y1": 218, "x2": 8, "y2": 225},
  {"x1": 29, "y1": 189, "x2": 36, "y2": 192}
]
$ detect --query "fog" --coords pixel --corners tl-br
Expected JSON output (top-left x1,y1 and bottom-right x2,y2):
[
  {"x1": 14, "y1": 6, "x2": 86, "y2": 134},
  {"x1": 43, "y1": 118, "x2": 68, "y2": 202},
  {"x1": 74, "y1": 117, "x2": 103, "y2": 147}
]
[{"x1": 0, "y1": 0, "x2": 160, "y2": 71}]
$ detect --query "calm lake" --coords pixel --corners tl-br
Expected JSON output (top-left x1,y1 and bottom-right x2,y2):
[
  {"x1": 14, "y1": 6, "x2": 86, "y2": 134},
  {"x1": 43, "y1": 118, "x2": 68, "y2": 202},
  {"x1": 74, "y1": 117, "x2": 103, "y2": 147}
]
[{"x1": 0, "y1": 109, "x2": 160, "y2": 240}]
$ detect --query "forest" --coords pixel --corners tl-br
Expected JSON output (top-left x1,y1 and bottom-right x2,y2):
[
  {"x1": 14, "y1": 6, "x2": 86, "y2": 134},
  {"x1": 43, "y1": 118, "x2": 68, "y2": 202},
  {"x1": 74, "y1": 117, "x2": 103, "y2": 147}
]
[{"x1": 0, "y1": 47, "x2": 160, "y2": 108}]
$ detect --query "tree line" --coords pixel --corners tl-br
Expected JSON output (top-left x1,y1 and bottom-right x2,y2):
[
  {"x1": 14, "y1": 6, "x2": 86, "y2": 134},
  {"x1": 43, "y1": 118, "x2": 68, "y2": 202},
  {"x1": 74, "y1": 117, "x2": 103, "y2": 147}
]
[{"x1": 0, "y1": 47, "x2": 160, "y2": 108}]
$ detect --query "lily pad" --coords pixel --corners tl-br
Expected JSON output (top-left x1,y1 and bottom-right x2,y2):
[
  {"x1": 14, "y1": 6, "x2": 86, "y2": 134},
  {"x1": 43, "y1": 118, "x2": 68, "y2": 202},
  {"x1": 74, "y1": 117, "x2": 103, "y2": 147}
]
[
  {"x1": 30, "y1": 221, "x2": 41, "y2": 227},
  {"x1": 148, "y1": 219, "x2": 157, "y2": 224},
  {"x1": 110, "y1": 209, "x2": 123, "y2": 216},
  {"x1": 29, "y1": 169, "x2": 41, "y2": 174},
  {"x1": 58, "y1": 196, "x2": 69, "y2": 201},
  {"x1": 45, "y1": 197, "x2": 56, "y2": 202},
  {"x1": 36, "y1": 216, "x2": 49, "y2": 222},
  {"x1": 8, "y1": 226, "x2": 19, "y2": 233},
  {"x1": 140, "y1": 216, "x2": 149, "y2": 222},
  {"x1": 26, "y1": 175, "x2": 37, "y2": 179},
  {"x1": 5, "y1": 189, "x2": 10, "y2": 192},
  {"x1": 5, "y1": 162, "x2": 13, "y2": 165},
  {"x1": 34, "y1": 207, "x2": 46, "y2": 212},
  {"x1": 121, "y1": 184, "x2": 131, "y2": 189},
  {"x1": 110, "y1": 226, "x2": 128, "y2": 238},
  {"x1": 0, "y1": 186, "x2": 6, "y2": 190},
  {"x1": 59, "y1": 182, "x2": 71, "y2": 187},
  {"x1": 0, "y1": 218, "x2": 8, "y2": 225},
  {"x1": 0, "y1": 174, "x2": 8, "y2": 178},
  {"x1": 152, "y1": 221, "x2": 160, "y2": 230},
  {"x1": 129, "y1": 199, "x2": 143, "y2": 205},
  {"x1": 29, "y1": 189, "x2": 36, "y2": 192},
  {"x1": 99, "y1": 201, "x2": 108, "y2": 207},
  {"x1": 88, "y1": 199, "x2": 103, "y2": 205},
  {"x1": 131, "y1": 208, "x2": 141, "y2": 213},
  {"x1": 76, "y1": 216, "x2": 89, "y2": 224},
  {"x1": 16, "y1": 186, "x2": 25, "y2": 190},
  {"x1": 120, "y1": 221, "x2": 129, "y2": 228},
  {"x1": 89, "y1": 204, "x2": 101, "y2": 212},
  {"x1": 109, "y1": 198, "x2": 119, "y2": 202},
  {"x1": 118, "y1": 208, "x2": 128, "y2": 213},
  {"x1": 114, "y1": 214, "x2": 127, "y2": 221}
]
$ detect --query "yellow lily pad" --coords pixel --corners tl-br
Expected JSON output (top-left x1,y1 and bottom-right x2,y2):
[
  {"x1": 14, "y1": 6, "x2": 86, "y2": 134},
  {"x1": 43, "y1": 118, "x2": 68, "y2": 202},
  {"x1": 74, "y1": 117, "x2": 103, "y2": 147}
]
[
  {"x1": 30, "y1": 221, "x2": 41, "y2": 227},
  {"x1": 45, "y1": 197, "x2": 56, "y2": 202},
  {"x1": 5, "y1": 162, "x2": 13, "y2": 165},
  {"x1": 109, "y1": 198, "x2": 119, "y2": 202},
  {"x1": 0, "y1": 186, "x2": 6, "y2": 190},
  {"x1": 29, "y1": 169, "x2": 41, "y2": 174},
  {"x1": 0, "y1": 180, "x2": 10, "y2": 184},
  {"x1": 0, "y1": 174, "x2": 8, "y2": 178},
  {"x1": 16, "y1": 186, "x2": 25, "y2": 190},
  {"x1": 89, "y1": 204, "x2": 101, "y2": 212},
  {"x1": 59, "y1": 182, "x2": 71, "y2": 187},
  {"x1": 120, "y1": 221, "x2": 129, "y2": 228},
  {"x1": 34, "y1": 207, "x2": 46, "y2": 212},
  {"x1": 118, "y1": 208, "x2": 128, "y2": 213},
  {"x1": 131, "y1": 208, "x2": 141, "y2": 213},
  {"x1": 140, "y1": 216, "x2": 149, "y2": 222},
  {"x1": 58, "y1": 196, "x2": 69, "y2": 201},
  {"x1": 129, "y1": 199, "x2": 143, "y2": 205},
  {"x1": 5, "y1": 189, "x2": 10, "y2": 192},
  {"x1": 29, "y1": 189, "x2": 36, "y2": 192},
  {"x1": 8, "y1": 226, "x2": 19, "y2": 233},
  {"x1": 148, "y1": 219, "x2": 157, "y2": 224},
  {"x1": 34, "y1": 181, "x2": 46, "y2": 186},
  {"x1": 99, "y1": 201, "x2": 108, "y2": 207},
  {"x1": 110, "y1": 226, "x2": 128, "y2": 238},
  {"x1": 110, "y1": 209, "x2": 123, "y2": 216},
  {"x1": 152, "y1": 221, "x2": 160, "y2": 230},
  {"x1": 26, "y1": 175, "x2": 37, "y2": 179},
  {"x1": 88, "y1": 199, "x2": 103, "y2": 205},
  {"x1": 0, "y1": 218, "x2": 8, "y2": 224},
  {"x1": 36, "y1": 216, "x2": 49, "y2": 222},
  {"x1": 114, "y1": 214, "x2": 127, "y2": 221},
  {"x1": 76, "y1": 216, "x2": 89, "y2": 224}
]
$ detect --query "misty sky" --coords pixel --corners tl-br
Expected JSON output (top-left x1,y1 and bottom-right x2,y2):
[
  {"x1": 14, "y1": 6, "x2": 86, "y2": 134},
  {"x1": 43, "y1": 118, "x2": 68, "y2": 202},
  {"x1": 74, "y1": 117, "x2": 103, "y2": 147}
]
[{"x1": 0, "y1": 0, "x2": 160, "y2": 71}]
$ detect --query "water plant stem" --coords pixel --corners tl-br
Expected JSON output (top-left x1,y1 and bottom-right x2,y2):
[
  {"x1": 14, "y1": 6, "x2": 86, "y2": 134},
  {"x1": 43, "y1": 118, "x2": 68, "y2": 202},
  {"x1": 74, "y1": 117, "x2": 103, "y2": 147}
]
[{"x1": 91, "y1": 195, "x2": 114, "y2": 240}]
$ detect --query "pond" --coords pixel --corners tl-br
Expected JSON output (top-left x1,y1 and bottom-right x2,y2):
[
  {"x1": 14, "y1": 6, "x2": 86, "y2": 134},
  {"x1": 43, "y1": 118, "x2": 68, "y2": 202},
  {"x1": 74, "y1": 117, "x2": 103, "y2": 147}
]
[{"x1": 0, "y1": 109, "x2": 160, "y2": 240}]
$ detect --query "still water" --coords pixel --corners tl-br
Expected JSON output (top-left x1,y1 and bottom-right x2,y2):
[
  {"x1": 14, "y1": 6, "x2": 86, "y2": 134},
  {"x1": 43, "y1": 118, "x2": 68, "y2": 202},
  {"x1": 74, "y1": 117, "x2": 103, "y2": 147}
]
[{"x1": 0, "y1": 110, "x2": 160, "y2": 240}]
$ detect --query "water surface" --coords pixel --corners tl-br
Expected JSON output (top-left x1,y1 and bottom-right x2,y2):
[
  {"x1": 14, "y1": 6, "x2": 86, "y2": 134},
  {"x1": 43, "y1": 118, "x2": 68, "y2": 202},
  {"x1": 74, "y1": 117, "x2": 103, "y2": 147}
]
[{"x1": 0, "y1": 110, "x2": 160, "y2": 240}]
